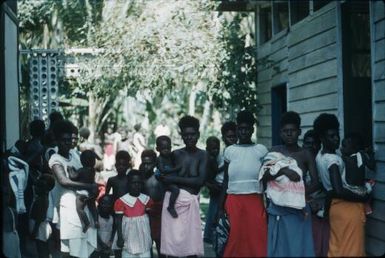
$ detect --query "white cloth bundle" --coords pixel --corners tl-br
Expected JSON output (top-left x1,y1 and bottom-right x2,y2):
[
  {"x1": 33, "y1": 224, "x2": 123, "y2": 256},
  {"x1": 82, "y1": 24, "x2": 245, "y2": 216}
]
[
  {"x1": 8, "y1": 156, "x2": 29, "y2": 214},
  {"x1": 259, "y1": 152, "x2": 306, "y2": 209}
]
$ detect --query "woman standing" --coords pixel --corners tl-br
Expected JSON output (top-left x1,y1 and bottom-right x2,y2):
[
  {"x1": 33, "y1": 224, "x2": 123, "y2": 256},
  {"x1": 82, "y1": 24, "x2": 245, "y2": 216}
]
[
  {"x1": 314, "y1": 113, "x2": 368, "y2": 257},
  {"x1": 49, "y1": 120, "x2": 98, "y2": 258},
  {"x1": 218, "y1": 110, "x2": 268, "y2": 257}
]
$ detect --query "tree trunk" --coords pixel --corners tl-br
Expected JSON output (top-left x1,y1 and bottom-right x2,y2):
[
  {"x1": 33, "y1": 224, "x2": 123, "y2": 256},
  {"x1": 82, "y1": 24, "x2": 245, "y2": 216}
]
[
  {"x1": 88, "y1": 93, "x2": 97, "y2": 143},
  {"x1": 200, "y1": 98, "x2": 211, "y2": 132},
  {"x1": 188, "y1": 88, "x2": 197, "y2": 116}
]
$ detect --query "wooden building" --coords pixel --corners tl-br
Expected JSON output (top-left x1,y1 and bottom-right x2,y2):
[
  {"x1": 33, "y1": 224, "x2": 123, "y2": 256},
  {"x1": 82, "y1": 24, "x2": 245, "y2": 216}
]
[
  {"x1": 1, "y1": 0, "x2": 19, "y2": 151},
  {"x1": 219, "y1": 0, "x2": 385, "y2": 255}
]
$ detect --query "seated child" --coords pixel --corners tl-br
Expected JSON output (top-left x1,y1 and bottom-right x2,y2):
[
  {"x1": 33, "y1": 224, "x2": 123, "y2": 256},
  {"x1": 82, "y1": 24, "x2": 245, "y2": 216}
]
[
  {"x1": 29, "y1": 174, "x2": 55, "y2": 258},
  {"x1": 68, "y1": 150, "x2": 99, "y2": 232},
  {"x1": 155, "y1": 136, "x2": 182, "y2": 218},
  {"x1": 341, "y1": 133, "x2": 375, "y2": 214},
  {"x1": 113, "y1": 170, "x2": 153, "y2": 257},
  {"x1": 91, "y1": 194, "x2": 114, "y2": 258}
]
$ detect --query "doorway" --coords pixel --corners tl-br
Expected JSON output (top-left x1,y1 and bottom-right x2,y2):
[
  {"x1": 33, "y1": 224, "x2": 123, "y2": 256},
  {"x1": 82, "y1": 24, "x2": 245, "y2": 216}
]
[
  {"x1": 341, "y1": 1, "x2": 372, "y2": 147},
  {"x1": 271, "y1": 84, "x2": 287, "y2": 146}
]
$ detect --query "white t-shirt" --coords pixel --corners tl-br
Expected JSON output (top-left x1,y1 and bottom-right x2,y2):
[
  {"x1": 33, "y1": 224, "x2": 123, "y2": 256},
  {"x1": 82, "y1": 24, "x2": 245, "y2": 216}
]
[
  {"x1": 224, "y1": 144, "x2": 268, "y2": 194},
  {"x1": 316, "y1": 151, "x2": 344, "y2": 191},
  {"x1": 316, "y1": 151, "x2": 368, "y2": 195},
  {"x1": 49, "y1": 149, "x2": 82, "y2": 208}
]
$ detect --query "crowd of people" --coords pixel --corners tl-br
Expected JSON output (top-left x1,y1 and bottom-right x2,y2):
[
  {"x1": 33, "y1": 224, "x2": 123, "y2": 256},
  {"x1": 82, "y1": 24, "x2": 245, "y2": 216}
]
[{"x1": 2, "y1": 110, "x2": 375, "y2": 258}]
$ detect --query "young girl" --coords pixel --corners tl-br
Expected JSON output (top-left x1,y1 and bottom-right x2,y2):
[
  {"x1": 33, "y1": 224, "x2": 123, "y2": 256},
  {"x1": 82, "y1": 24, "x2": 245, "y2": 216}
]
[
  {"x1": 113, "y1": 170, "x2": 153, "y2": 258},
  {"x1": 90, "y1": 195, "x2": 114, "y2": 258},
  {"x1": 217, "y1": 111, "x2": 268, "y2": 257}
]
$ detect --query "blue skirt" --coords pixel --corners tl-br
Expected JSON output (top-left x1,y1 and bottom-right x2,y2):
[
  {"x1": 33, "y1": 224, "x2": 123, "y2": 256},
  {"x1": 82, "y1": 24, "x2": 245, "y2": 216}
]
[{"x1": 267, "y1": 202, "x2": 315, "y2": 257}]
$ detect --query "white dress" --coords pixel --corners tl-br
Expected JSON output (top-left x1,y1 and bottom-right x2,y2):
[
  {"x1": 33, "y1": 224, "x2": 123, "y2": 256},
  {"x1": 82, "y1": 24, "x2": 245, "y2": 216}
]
[{"x1": 49, "y1": 149, "x2": 97, "y2": 258}]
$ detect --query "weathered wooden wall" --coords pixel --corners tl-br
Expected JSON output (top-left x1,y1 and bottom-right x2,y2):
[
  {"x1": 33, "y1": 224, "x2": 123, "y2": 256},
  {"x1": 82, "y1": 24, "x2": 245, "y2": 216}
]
[
  {"x1": 367, "y1": 1, "x2": 385, "y2": 256},
  {"x1": 256, "y1": 2, "x2": 338, "y2": 147},
  {"x1": 256, "y1": 2, "x2": 385, "y2": 253}
]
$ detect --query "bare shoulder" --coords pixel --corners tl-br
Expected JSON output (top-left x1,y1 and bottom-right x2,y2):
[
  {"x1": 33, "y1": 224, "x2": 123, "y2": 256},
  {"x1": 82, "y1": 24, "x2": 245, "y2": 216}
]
[
  {"x1": 301, "y1": 148, "x2": 313, "y2": 159},
  {"x1": 172, "y1": 148, "x2": 184, "y2": 156},
  {"x1": 270, "y1": 145, "x2": 284, "y2": 152},
  {"x1": 107, "y1": 175, "x2": 118, "y2": 184},
  {"x1": 197, "y1": 148, "x2": 207, "y2": 157}
]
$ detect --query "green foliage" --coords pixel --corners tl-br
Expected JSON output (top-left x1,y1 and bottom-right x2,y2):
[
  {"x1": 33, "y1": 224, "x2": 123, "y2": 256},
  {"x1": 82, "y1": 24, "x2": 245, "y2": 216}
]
[
  {"x1": 212, "y1": 13, "x2": 262, "y2": 116},
  {"x1": 18, "y1": 0, "x2": 266, "y2": 139}
]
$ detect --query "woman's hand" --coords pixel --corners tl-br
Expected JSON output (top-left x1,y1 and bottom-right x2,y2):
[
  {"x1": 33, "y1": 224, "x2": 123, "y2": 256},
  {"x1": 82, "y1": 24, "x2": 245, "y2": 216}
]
[
  {"x1": 281, "y1": 167, "x2": 301, "y2": 182},
  {"x1": 159, "y1": 175, "x2": 175, "y2": 184},
  {"x1": 87, "y1": 183, "x2": 99, "y2": 196}
]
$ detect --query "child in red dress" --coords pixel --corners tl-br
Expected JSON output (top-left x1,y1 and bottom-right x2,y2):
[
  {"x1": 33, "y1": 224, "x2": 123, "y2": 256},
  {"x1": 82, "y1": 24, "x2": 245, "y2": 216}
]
[{"x1": 113, "y1": 170, "x2": 153, "y2": 258}]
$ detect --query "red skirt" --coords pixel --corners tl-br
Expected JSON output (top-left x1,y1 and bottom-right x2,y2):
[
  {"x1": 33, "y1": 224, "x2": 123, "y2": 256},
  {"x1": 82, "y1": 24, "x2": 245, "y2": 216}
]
[{"x1": 224, "y1": 194, "x2": 267, "y2": 257}]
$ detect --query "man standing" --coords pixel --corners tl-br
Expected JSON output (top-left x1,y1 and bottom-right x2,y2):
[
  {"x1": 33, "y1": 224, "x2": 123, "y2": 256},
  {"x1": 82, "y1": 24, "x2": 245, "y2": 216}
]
[{"x1": 159, "y1": 115, "x2": 207, "y2": 257}]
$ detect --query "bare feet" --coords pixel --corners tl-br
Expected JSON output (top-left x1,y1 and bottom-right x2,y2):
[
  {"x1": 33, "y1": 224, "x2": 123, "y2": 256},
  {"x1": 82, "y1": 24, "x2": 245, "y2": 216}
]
[{"x1": 167, "y1": 206, "x2": 178, "y2": 218}]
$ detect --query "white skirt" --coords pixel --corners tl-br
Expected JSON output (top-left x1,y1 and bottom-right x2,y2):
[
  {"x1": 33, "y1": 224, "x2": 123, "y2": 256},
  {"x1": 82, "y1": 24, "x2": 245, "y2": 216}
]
[{"x1": 112, "y1": 214, "x2": 152, "y2": 254}]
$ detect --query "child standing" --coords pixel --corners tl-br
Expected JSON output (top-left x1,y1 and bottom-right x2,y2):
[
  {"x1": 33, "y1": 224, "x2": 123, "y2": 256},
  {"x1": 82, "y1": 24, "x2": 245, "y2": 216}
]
[
  {"x1": 141, "y1": 149, "x2": 165, "y2": 258},
  {"x1": 105, "y1": 151, "x2": 132, "y2": 202},
  {"x1": 155, "y1": 136, "x2": 181, "y2": 218},
  {"x1": 68, "y1": 150, "x2": 99, "y2": 233},
  {"x1": 203, "y1": 136, "x2": 221, "y2": 244},
  {"x1": 90, "y1": 195, "x2": 114, "y2": 258},
  {"x1": 105, "y1": 150, "x2": 132, "y2": 258},
  {"x1": 113, "y1": 170, "x2": 153, "y2": 258}
]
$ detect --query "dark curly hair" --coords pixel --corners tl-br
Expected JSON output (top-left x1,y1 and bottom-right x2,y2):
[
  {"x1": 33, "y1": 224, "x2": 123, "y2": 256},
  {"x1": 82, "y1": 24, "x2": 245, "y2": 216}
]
[
  {"x1": 115, "y1": 150, "x2": 131, "y2": 162},
  {"x1": 280, "y1": 111, "x2": 301, "y2": 129},
  {"x1": 178, "y1": 115, "x2": 200, "y2": 131},
  {"x1": 156, "y1": 135, "x2": 171, "y2": 147},
  {"x1": 236, "y1": 110, "x2": 256, "y2": 126},
  {"x1": 29, "y1": 119, "x2": 46, "y2": 138},
  {"x1": 344, "y1": 132, "x2": 364, "y2": 151},
  {"x1": 221, "y1": 121, "x2": 236, "y2": 136},
  {"x1": 127, "y1": 169, "x2": 144, "y2": 182},
  {"x1": 141, "y1": 149, "x2": 157, "y2": 161},
  {"x1": 80, "y1": 150, "x2": 99, "y2": 168},
  {"x1": 313, "y1": 113, "x2": 340, "y2": 137},
  {"x1": 206, "y1": 136, "x2": 220, "y2": 146},
  {"x1": 303, "y1": 129, "x2": 321, "y2": 145},
  {"x1": 52, "y1": 120, "x2": 75, "y2": 140}
]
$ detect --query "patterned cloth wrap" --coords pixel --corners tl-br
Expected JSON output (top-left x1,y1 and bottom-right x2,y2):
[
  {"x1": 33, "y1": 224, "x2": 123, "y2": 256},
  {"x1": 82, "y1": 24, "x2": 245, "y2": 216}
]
[{"x1": 213, "y1": 213, "x2": 230, "y2": 257}]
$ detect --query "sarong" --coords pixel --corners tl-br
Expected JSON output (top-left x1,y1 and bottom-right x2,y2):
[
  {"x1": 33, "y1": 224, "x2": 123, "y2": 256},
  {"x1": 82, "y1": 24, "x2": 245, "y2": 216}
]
[
  {"x1": 224, "y1": 194, "x2": 267, "y2": 257},
  {"x1": 160, "y1": 189, "x2": 203, "y2": 257},
  {"x1": 311, "y1": 214, "x2": 329, "y2": 257},
  {"x1": 267, "y1": 202, "x2": 315, "y2": 257},
  {"x1": 328, "y1": 199, "x2": 365, "y2": 257}
]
